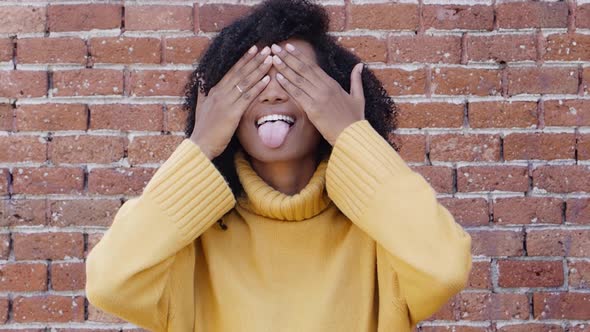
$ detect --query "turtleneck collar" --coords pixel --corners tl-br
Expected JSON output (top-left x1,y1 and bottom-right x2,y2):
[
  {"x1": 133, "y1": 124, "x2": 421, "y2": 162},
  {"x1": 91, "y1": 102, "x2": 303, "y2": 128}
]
[{"x1": 233, "y1": 149, "x2": 332, "y2": 221}]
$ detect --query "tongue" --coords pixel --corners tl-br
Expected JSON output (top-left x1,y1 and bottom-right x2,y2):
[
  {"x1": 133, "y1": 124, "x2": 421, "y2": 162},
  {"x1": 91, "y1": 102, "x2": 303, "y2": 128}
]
[{"x1": 257, "y1": 121, "x2": 291, "y2": 148}]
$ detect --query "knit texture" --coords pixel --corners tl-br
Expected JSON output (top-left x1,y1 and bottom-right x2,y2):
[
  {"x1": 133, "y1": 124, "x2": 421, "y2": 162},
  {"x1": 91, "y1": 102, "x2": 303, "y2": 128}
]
[{"x1": 85, "y1": 119, "x2": 473, "y2": 332}]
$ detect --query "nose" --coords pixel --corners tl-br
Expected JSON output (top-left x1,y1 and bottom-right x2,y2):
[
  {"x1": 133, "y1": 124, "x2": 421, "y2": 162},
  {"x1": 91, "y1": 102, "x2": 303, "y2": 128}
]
[{"x1": 257, "y1": 66, "x2": 289, "y2": 104}]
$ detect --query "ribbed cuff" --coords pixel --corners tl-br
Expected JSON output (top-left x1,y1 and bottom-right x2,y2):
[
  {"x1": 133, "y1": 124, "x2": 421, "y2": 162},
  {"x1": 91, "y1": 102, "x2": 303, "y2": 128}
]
[
  {"x1": 326, "y1": 120, "x2": 415, "y2": 221},
  {"x1": 143, "y1": 139, "x2": 236, "y2": 242}
]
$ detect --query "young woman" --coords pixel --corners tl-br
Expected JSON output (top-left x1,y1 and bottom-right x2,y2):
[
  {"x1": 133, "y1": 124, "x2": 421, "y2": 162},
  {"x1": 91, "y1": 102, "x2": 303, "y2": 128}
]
[{"x1": 85, "y1": 0, "x2": 473, "y2": 331}]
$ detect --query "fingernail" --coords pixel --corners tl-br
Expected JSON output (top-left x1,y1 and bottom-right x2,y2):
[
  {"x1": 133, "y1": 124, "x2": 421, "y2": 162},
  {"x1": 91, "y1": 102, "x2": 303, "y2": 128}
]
[
  {"x1": 248, "y1": 45, "x2": 257, "y2": 54},
  {"x1": 264, "y1": 55, "x2": 272, "y2": 64},
  {"x1": 262, "y1": 75, "x2": 270, "y2": 83},
  {"x1": 271, "y1": 44, "x2": 282, "y2": 53},
  {"x1": 276, "y1": 73, "x2": 285, "y2": 80},
  {"x1": 261, "y1": 46, "x2": 270, "y2": 56},
  {"x1": 272, "y1": 55, "x2": 282, "y2": 64},
  {"x1": 286, "y1": 43, "x2": 295, "y2": 52}
]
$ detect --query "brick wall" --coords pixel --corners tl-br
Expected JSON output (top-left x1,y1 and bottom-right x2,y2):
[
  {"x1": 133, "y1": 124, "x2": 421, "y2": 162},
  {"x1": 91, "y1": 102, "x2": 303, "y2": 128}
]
[{"x1": 0, "y1": 0, "x2": 589, "y2": 331}]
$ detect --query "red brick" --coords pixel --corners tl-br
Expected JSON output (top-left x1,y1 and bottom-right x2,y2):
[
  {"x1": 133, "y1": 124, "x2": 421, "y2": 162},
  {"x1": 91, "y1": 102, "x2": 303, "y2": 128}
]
[
  {"x1": 566, "y1": 198, "x2": 590, "y2": 225},
  {"x1": 498, "y1": 260, "x2": 564, "y2": 288},
  {"x1": 431, "y1": 68, "x2": 502, "y2": 96},
  {"x1": 0, "y1": 104, "x2": 12, "y2": 131},
  {"x1": 0, "y1": 263, "x2": 47, "y2": 291},
  {"x1": 0, "y1": 297, "x2": 7, "y2": 323},
  {"x1": 458, "y1": 166, "x2": 529, "y2": 192},
  {"x1": 373, "y1": 68, "x2": 426, "y2": 96},
  {"x1": 48, "y1": 4, "x2": 122, "y2": 32},
  {"x1": 89, "y1": 104, "x2": 163, "y2": 131},
  {"x1": 457, "y1": 292, "x2": 529, "y2": 320},
  {"x1": 493, "y1": 197, "x2": 563, "y2": 225},
  {"x1": 411, "y1": 166, "x2": 451, "y2": 193},
  {"x1": 86, "y1": 233, "x2": 103, "y2": 256},
  {"x1": 163, "y1": 37, "x2": 210, "y2": 64},
  {"x1": 0, "y1": 169, "x2": 8, "y2": 195},
  {"x1": 126, "y1": 5, "x2": 193, "y2": 31},
  {"x1": 12, "y1": 167, "x2": 84, "y2": 195},
  {"x1": 388, "y1": 135, "x2": 426, "y2": 163},
  {"x1": 128, "y1": 70, "x2": 191, "y2": 97},
  {"x1": 53, "y1": 69, "x2": 123, "y2": 96},
  {"x1": 17, "y1": 37, "x2": 86, "y2": 64},
  {"x1": 533, "y1": 165, "x2": 590, "y2": 193},
  {"x1": 422, "y1": 5, "x2": 494, "y2": 31},
  {"x1": 504, "y1": 133, "x2": 576, "y2": 160},
  {"x1": 325, "y1": 5, "x2": 345, "y2": 32},
  {"x1": 0, "y1": 199, "x2": 47, "y2": 227},
  {"x1": 578, "y1": 134, "x2": 590, "y2": 160},
  {"x1": 198, "y1": 4, "x2": 252, "y2": 32},
  {"x1": 429, "y1": 134, "x2": 501, "y2": 162},
  {"x1": 13, "y1": 232, "x2": 84, "y2": 260},
  {"x1": 49, "y1": 135, "x2": 127, "y2": 164},
  {"x1": 12, "y1": 295, "x2": 84, "y2": 323},
  {"x1": 128, "y1": 135, "x2": 184, "y2": 165},
  {"x1": 572, "y1": 323, "x2": 590, "y2": 332},
  {"x1": 544, "y1": 100, "x2": 590, "y2": 127},
  {"x1": 544, "y1": 34, "x2": 590, "y2": 62},
  {"x1": 507, "y1": 67, "x2": 578, "y2": 96},
  {"x1": 51, "y1": 262, "x2": 85, "y2": 291},
  {"x1": 0, "y1": 6, "x2": 46, "y2": 34},
  {"x1": 349, "y1": 4, "x2": 419, "y2": 30},
  {"x1": 470, "y1": 230, "x2": 525, "y2": 257},
  {"x1": 337, "y1": 36, "x2": 387, "y2": 63},
  {"x1": 469, "y1": 101, "x2": 537, "y2": 128},
  {"x1": 0, "y1": 39, "x2": 13, "y2": 62},
  {"x1": 49, "y1": 199, "x2": 120, "y2": 227},
  {"x1": 569, "y1": 261, "x2": 590, "y2": 289},
  {"x1": 533, "y1": 292, "x2": 590, "y2": 319},
  {"x1": 466, "y1": 34, "x2": 537, "y2": 63},
  {"x1": 395, "y1": 102, "x2": 463, "y2": 129},
  {"x1": 0, "y1": 71, "x2": 47, "y2": 98},
  {"x1": 392, "y1": 35, "x2": 461, "y2": 64},
  {"x1": 0, "y1": 136, "x2": 46, "y2": 163},
  {"x1": 578, "y1": 5, "x2": 590, "y2": 29},
  {"x1": 584, "y1": 67, "x2": 590, "y2": 96},
  {"x1": 15, "y1": 104, "x2": 87, "y2": 131},
  {"x1": 166, "y1": 104, "x2": 189, "y2": 132},
  {"x1": 89, "y1": 37, "x2": 161, "y2": 64},
  {"x1": 88, "y1": 168, "x2": 156, "y2": 195},
  {"x1": 497, "y1": 2, "x2": 568, "y2": 29},
  {"x1": 465, "y1": 261, "x2": 491, "y2": 290},
  {"x1": 527, "y1": 229, "x2": 590, "y2": 257},
  {"x1": 439, "y1": 197, "x2": 489, "y2": 227}
]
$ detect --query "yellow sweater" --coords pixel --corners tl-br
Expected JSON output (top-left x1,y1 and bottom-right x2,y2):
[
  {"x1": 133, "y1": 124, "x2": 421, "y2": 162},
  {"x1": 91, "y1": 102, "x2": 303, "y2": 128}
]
[{"x1": 85, "y1": 120, "x2": 473, "y2": 332}]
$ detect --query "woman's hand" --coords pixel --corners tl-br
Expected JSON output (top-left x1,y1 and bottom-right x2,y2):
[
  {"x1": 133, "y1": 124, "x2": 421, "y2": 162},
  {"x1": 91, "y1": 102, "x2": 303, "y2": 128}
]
[
  {"x1": 270, "y1": 43, "x2": 365, "y2": 146},
  {"x1": 190, "y1": 45, "x2": 273, "y2": 160}
]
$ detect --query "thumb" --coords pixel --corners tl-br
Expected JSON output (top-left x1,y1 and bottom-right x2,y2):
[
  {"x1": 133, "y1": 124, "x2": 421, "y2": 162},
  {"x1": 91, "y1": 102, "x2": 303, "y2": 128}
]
[{"x1": 350, "y1": 63, "x2": 365, "y2": 100}]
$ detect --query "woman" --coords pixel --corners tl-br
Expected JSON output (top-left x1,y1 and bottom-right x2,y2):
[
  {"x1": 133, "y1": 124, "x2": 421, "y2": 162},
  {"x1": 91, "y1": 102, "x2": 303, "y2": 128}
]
[{"x1": 85, "y1": 0, "x2": 473, "y2": 331}]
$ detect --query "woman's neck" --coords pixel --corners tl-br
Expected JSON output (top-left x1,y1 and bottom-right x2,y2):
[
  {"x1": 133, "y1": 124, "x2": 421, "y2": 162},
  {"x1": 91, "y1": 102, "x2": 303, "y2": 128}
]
[{"x1": 248, "y1": 155, "x2": 319, "y2": 195}]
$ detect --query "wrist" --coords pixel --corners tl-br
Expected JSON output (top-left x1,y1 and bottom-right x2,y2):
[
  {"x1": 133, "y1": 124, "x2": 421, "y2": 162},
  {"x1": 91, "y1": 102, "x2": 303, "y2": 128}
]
[{"x1": 189, "y1": 136, "x2": 215, "y2": 160}]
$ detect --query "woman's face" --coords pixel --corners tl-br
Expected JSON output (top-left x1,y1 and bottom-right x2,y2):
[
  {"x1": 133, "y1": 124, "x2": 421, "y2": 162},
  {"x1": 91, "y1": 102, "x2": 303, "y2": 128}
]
[{"x1": 236, "y1": 38, "x2": 323, "y2": 163}]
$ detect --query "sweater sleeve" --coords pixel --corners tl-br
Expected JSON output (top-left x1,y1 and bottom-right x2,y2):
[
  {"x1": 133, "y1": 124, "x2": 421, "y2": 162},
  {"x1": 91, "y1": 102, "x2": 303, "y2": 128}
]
[
  {"x1": 325, "y1": 120, "x2": 472, "y2": 328},
  {"x1": 85, "y1": 138, "x2": 236, "y2": 331}
]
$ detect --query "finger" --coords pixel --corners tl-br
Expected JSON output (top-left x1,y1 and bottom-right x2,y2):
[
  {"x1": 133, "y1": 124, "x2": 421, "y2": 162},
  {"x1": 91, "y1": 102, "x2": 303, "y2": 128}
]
[
  {"x1": 273, "y1": 43, "x2": 330, "y2": 84},
  {"x1": 225, "y1": 46, "x2": 271, "y2": 90},
  {"x1": 350, "y1": 63, "x2": 365, "y2": 100},
  {"x1": 231, "y1": 55, "x2": 273, "y2": 102},
  {"x1": 272, "y1": 55, "x2": 317, "y2": 96},
  {"x1": 217, "y1": 44, "x2": 260, "y2": 86},
  {"x1": 275, "y1": 72, "x2": 313, "y2": 110},
  {"x1": 235, "y1": 74, "x2": 271, "y2": 108}
]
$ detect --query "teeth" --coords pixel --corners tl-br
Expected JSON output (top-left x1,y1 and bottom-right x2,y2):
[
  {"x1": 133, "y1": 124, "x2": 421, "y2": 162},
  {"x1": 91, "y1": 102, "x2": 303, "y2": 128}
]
[{"x1": 256, "y1": 114, "x2": 295, "y2": 126}]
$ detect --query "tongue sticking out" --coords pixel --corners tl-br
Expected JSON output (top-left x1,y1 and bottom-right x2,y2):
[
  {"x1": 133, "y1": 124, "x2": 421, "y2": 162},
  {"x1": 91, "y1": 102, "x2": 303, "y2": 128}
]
[{"x1": 257, "y1": 121, "x2": 291, "y2": 148}]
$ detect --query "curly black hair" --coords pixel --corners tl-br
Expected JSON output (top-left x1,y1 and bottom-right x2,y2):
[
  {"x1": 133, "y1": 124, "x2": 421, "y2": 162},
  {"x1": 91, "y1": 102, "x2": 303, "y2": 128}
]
[{"x1": 182, "y1": 0, "x2": 399, "y2": 199}]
